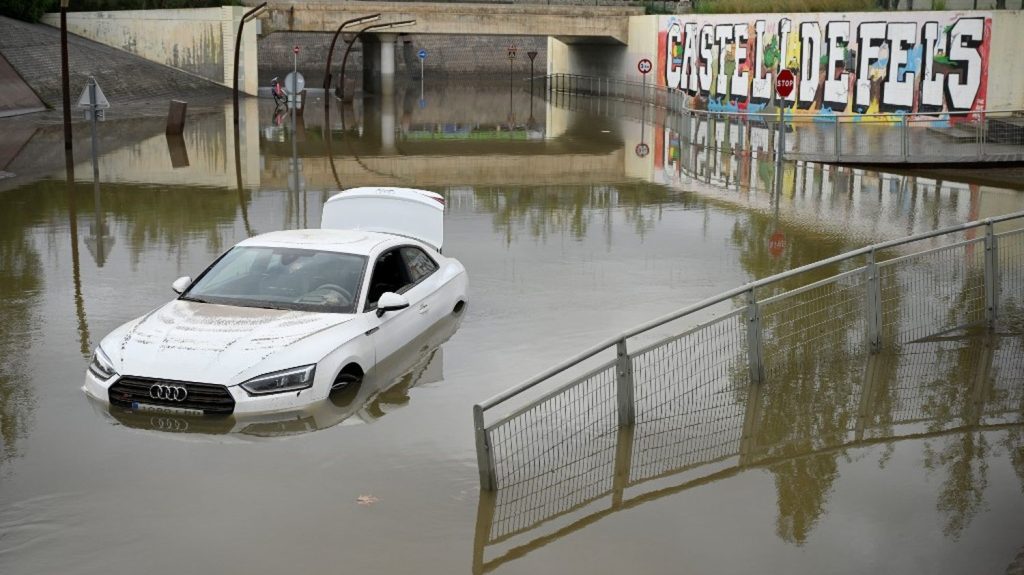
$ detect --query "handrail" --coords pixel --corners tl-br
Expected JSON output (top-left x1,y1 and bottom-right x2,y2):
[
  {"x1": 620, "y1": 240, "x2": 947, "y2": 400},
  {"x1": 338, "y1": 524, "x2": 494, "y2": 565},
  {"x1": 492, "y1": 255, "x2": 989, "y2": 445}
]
[{"x1": 475, "y1": 210, "x2": 1024, "y2": 412}]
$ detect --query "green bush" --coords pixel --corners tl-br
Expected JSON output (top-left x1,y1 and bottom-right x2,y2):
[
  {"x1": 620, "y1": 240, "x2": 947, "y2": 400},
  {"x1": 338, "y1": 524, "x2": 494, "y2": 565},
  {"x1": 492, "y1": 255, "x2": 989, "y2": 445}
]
[{"x1": 0, "y1": 0, "x2": 55, "y2": 22}]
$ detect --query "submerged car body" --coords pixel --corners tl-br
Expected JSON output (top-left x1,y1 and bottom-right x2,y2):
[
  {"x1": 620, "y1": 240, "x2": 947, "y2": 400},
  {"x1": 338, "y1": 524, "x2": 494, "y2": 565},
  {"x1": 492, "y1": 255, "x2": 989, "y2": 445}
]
[
  {"x1": 83, "y1": 187, "x2": 467, "y2": 416},
  {"x1": 91, "y1": 310, "x2": 463, "y2": 437}
]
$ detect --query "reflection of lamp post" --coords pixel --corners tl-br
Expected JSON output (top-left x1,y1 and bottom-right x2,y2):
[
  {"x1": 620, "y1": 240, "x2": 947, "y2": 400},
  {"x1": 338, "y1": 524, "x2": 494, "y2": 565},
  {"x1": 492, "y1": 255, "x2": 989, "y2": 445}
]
[
  {"x1": 324, "y1": 13, "x2": 380, "y2": 93},
  {"x1": 337, "y1": 19, "x2": 416, "y2": 101},
  {"x1": 60, "y1": 0, "x2": 72, "y2": 154}
]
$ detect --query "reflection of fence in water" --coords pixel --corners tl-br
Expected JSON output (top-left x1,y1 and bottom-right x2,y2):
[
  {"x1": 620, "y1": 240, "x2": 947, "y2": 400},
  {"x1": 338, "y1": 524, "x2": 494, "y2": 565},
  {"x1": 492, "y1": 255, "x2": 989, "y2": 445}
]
[{"x1": 475, "y1": 334, "x2": 1024, "y2": 573}]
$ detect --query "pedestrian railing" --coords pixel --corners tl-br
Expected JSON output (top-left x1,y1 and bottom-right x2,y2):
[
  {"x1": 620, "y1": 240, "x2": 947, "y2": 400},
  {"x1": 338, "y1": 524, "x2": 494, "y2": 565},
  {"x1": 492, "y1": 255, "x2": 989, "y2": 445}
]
[
  {"x1": 538, "y1": 73, "x2": 1024, "y2": 164},
  {"x1": 473, "y1": 210, "x2": 1024, "y2": 491},
  {"x1": 472, "y1": 332, "x2": 1024, "y2": 572}
]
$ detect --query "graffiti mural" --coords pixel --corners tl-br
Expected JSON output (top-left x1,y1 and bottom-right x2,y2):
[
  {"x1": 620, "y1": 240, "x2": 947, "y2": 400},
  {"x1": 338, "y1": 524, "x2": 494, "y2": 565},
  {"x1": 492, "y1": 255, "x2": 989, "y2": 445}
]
[{"x1": 658, "y1": 12, "x2": 991, "y2": 117}]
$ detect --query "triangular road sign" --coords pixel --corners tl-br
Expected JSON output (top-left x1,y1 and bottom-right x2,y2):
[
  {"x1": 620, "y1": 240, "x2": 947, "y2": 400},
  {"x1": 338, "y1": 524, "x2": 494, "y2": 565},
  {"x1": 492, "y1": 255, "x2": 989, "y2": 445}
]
[{"x1": 77, "y1": 80, "x2": 110, "y2": 109}]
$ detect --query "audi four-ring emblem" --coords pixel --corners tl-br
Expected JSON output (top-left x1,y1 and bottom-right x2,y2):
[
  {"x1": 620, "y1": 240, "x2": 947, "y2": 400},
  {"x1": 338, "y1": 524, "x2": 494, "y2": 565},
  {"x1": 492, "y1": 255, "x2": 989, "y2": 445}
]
[{"x1": 150, "y1": 384, "x2": 188, "y2": 402}]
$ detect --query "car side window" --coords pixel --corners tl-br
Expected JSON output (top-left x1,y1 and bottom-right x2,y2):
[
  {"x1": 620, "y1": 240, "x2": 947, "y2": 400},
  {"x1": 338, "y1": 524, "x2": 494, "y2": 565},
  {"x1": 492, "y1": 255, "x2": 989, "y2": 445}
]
[
  {"x1": 365, "y1": 248, "x2": 413, "y2": 310},
  {"x1": 400, "y1": 247, "x2": 438, "y2": 283}
]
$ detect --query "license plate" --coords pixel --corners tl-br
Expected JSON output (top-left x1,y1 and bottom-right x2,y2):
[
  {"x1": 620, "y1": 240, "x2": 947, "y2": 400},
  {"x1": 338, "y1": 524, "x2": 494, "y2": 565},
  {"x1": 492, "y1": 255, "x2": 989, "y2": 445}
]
[{"x1": 131, "y1": 401, "x2": 204, "y2": 416}]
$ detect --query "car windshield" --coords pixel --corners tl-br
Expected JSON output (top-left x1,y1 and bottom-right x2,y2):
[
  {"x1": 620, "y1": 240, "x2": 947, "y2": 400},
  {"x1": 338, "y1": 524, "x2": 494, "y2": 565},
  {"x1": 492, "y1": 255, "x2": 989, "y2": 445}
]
[{"x1": 182, "y1": 246, "x2": 367, "y2": 314}]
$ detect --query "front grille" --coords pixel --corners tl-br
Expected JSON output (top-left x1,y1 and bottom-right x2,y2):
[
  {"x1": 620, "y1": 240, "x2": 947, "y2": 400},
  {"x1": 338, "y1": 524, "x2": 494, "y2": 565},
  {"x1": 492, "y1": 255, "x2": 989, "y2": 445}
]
[{"x1": 109, "y1": 377, "x2": 236, "y2": 415}]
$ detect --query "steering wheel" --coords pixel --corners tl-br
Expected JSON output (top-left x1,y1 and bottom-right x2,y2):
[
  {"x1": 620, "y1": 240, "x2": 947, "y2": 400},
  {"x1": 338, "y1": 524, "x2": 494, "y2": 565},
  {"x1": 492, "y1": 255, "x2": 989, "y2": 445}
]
[{"x1": 297, "y1": 283, "x2": 353, "y2": 307}]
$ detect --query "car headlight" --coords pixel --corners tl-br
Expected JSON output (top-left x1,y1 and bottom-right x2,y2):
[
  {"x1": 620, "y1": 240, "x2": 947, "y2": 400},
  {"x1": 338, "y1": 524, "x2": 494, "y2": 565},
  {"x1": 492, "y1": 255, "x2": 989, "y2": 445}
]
[
  {"x1": 88, "y1": 347, "x2": 118, "y2": 380},
  {"x1": 240, "y1": 365, "x2": 316, "y2": 396}
]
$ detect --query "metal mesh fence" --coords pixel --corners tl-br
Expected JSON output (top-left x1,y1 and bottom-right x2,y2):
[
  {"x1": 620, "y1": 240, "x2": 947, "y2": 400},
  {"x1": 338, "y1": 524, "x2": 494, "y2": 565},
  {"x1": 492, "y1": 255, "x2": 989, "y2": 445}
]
[
  {"x1": 760, "y1": 268, "x2": 869, "y2": 380},
  {"x1": 628, "y1": 309, "x2": 748, "y2": 482},
  {"x1": 878, "y1": 240, "x2": 986, "y2": 345},
  {"x1": 485, "y1": 362, "x2": 618, "y2": 537},
  {"x1": 997, "y1": 228, "x2": 1024, "y2": 330},
  {"x1": 476, "y1": 210, "x2": 1024, "y2": 560},
  {"x1": 543, "y1": 74, "x2": 1024, "y2": 163},
  {"x1": 987, "y1": 336, "x2": 1024, "y2": 419}
]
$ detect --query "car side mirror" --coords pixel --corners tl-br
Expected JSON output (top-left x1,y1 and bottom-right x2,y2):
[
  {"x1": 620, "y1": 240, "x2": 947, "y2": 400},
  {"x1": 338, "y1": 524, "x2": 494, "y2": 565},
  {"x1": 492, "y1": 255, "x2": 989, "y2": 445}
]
[
  {"x1": 172, "y1": 276, "x2": 192, "y2": 295},
  {"x1": 376, "y1": 292, "x2": 409, "y2": 317}
]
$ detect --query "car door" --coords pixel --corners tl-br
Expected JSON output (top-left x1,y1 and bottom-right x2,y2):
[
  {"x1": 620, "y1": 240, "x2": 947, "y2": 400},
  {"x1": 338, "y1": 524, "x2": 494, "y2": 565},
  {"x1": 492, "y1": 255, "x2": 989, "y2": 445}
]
[
  {"x1": 399, "y1": 246, "x2": 445, "y2": 325},
  {"x1": 362, "y1": 246, "x2": 433, "y2": 362}
]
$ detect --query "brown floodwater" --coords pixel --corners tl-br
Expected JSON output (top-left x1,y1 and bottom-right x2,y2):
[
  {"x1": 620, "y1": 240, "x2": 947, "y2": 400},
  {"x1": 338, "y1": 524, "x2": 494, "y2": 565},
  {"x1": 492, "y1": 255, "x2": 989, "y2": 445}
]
[{"x1": 1, "y1": 80, "x2": 1022, "y2": 574}]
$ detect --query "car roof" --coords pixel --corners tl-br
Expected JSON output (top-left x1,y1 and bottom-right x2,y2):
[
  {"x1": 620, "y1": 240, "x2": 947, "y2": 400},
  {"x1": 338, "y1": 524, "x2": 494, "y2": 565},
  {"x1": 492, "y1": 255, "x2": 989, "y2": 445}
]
[{"x1": 236, "y1": 229, "x2": 398, "y2": 256}]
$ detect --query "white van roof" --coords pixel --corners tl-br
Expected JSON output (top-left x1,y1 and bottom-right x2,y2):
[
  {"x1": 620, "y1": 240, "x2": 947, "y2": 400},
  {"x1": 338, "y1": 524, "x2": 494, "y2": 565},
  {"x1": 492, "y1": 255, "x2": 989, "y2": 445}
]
[{"x1": 320, "y1": 187, "x2": 445, "y2": 251}]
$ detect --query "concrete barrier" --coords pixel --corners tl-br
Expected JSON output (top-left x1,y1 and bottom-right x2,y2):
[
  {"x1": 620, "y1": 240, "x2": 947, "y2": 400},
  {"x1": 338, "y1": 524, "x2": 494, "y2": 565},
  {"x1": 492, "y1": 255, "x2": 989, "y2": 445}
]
[{"x1": 41, "y1": 7, "x2": 260, "y2": 95}]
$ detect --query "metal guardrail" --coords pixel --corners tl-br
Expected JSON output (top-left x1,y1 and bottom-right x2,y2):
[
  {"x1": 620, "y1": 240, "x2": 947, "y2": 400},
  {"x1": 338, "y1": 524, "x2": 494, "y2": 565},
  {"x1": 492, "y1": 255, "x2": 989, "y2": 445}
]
[
  {"x1": 537, "y1": 73, "x2": 1024, "y2": 164},
  {"x1": 473, "y1": 333, "x2": 1024, "y2": 572},
  {"x1": 473, "y1": 210, "x2": 1024, "y2": 490}
]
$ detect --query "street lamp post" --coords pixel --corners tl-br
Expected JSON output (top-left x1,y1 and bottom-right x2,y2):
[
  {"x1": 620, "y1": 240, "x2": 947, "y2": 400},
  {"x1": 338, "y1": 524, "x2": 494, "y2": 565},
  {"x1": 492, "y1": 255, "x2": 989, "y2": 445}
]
[
  {"x1": 232, "y1": 2, "x2": 267, "y2": 129},
  {"x1": 527, "y1": 50, "x2": 538, "y2": 98},
  {"x1": 507, "y1": 44, "x2": 517, "y2": 123},
  {"x1": 60, "y1": 0, "x2": 72, "y2": 153},
  {"x1": 324, "y1": 14, "x2": 380, "y2": 94},
  {"x1": 337, "y1": 19, "x2": 416, "y2": 102}
]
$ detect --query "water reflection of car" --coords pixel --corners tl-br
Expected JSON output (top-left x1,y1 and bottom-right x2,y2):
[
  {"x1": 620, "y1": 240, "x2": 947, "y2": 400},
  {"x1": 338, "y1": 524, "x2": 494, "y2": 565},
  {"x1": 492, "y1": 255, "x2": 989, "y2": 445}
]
[
  {"x1": 91, "y1": 311, "x2": 463, "y2": 437},
  {"x1": 83, "y1": 188, "x2": 467, "y2": 417}
]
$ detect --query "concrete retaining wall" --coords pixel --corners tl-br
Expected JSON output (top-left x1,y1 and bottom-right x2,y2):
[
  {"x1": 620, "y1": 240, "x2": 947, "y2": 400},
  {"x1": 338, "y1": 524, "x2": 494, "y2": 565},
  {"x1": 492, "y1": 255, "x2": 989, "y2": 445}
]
[
  {"x1": 638, "y1": 10, "x2": 1024, "y2": 114},
  {"x1": 40, "y1": 7, "x2": 260, "y2": 95},
  {"x1": 259, "y1": 33, "x2": 546, "y2": 88}
]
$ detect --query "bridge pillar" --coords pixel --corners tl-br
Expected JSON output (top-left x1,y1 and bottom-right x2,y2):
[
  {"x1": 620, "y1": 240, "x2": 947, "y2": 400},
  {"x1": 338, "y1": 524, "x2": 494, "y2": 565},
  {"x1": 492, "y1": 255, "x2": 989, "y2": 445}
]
[{"x1": 379, "y1": 33, "x2": 397, "y2": 97}]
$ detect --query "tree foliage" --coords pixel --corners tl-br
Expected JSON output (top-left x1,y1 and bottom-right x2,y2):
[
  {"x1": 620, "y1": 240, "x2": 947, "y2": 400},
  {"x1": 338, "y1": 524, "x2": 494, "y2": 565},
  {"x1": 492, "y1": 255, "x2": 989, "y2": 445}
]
[{"x1": 0, "y1": 0, "x2": 55, "y2": 22}]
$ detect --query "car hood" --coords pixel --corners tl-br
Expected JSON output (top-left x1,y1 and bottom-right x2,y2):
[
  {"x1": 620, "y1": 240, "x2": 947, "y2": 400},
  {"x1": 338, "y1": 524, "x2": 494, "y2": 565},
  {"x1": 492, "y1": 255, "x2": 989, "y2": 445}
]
[{"x1": 110, "y1": 300, "x2": 354, "y2": 385}]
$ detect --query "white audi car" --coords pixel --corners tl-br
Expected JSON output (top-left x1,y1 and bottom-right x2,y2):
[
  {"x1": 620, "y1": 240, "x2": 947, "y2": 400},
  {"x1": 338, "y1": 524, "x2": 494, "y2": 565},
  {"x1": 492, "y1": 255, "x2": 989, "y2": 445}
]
[{"x1": 83, "y1": 187, "x2": 468, "y2": 416}]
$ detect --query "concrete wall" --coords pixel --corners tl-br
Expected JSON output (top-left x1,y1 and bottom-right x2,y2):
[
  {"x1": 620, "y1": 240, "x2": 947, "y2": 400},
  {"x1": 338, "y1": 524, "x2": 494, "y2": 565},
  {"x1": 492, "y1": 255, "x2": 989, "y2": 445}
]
[
  {"x1": 627, "y1": 10, "x2": 1024, "y2": 115},
  {"x1": 262, "y1": 2, "x2": 639, "y2": 44},
  {"x1": 259, "y1": 33, "x2": 546, "y2": 88},
  {"x1": 987, "y1": 11, "x2": 1024, "y2": 109},
  {"x1": 41, "y1": 7, "x2": 260, "y2": 95}
]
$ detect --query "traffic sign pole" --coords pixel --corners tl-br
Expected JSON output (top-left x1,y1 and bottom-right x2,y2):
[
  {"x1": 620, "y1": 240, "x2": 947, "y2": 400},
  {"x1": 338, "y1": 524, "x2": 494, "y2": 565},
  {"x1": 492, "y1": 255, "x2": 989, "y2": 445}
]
[
  {"x1": 774, "y1": 69, "x2": 794, "y2": 201},
  {"x1": 637, "y1": 58, "x2": 652, "y2": 106}
]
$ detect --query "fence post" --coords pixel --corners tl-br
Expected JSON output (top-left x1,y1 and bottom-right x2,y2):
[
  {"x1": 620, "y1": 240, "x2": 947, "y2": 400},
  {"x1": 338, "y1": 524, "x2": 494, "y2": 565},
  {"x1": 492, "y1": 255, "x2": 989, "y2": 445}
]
[
  {"x1": 900, "y1": 115, "x2": 908, "y2": 160},
  {"x1": 833, "y1": 116, "x2": 841, "y2": 162},
  {"x1": 473, "y1": 404, "x2": 496, "y2": 491},
  {"x1": 746, "y1": 289, "x2": 765, "y2": 385},
  {"x1": 984, "y1": 221, "x2": 999, "y2": 328},
  {"x1": 977, "y1": 114, "x2": 985, "y2": 161},
  {"x1": 866, "y1": 249, "x2": 883, "y2": 353},
  {"x1": 615, "y1": 339, "x2": 636, "y2": 427}
]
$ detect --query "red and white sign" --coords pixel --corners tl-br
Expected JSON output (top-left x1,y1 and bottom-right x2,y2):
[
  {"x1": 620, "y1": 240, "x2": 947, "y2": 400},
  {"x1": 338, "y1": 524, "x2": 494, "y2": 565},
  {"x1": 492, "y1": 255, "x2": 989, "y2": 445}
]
[
  {"x1": 769, "y1": 230, "x2": 786, "y2": 259},
  {"x1": 637, "y1": 58, "x2": 653, "y2": 75},
  {"x1": 635, "y1": 142, "x2": 650, "y2": 157},
  {"x1": 776, "y1": 69, "x2": 795, "y2": 99},
  {"x1": 293, "y1": 46, "x2": 300, "y2": 55}
]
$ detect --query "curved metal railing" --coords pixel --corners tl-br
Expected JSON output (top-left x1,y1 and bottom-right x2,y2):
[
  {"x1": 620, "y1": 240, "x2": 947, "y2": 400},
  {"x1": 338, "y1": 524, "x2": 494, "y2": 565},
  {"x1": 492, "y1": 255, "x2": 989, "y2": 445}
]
[{"x1": 473, "y1": 210, "x2": 1024, "y2": 490}]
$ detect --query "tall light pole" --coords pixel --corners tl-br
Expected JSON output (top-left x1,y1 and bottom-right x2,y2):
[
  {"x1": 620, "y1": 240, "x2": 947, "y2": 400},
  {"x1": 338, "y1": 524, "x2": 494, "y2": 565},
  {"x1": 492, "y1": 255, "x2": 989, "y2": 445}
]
[
  {"x1": 232, "y1": 2, "x2": 267, "y2": 129},
  {"x1": 337, "y1": 19, "x2": 416, "y2": 101},
  {"x1": 60, "y1": 0, "x2": 72, "y2": 154},
  {"x1": 324, "y1": 13, "x2": 380, "y2": 94}
]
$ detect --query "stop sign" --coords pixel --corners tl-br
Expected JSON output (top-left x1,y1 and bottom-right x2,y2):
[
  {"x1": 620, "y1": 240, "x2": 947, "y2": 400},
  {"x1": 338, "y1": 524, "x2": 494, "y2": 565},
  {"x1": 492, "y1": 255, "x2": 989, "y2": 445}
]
[{"x1": 776, "y1": 69, "x2": 795, "y2": 98}]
